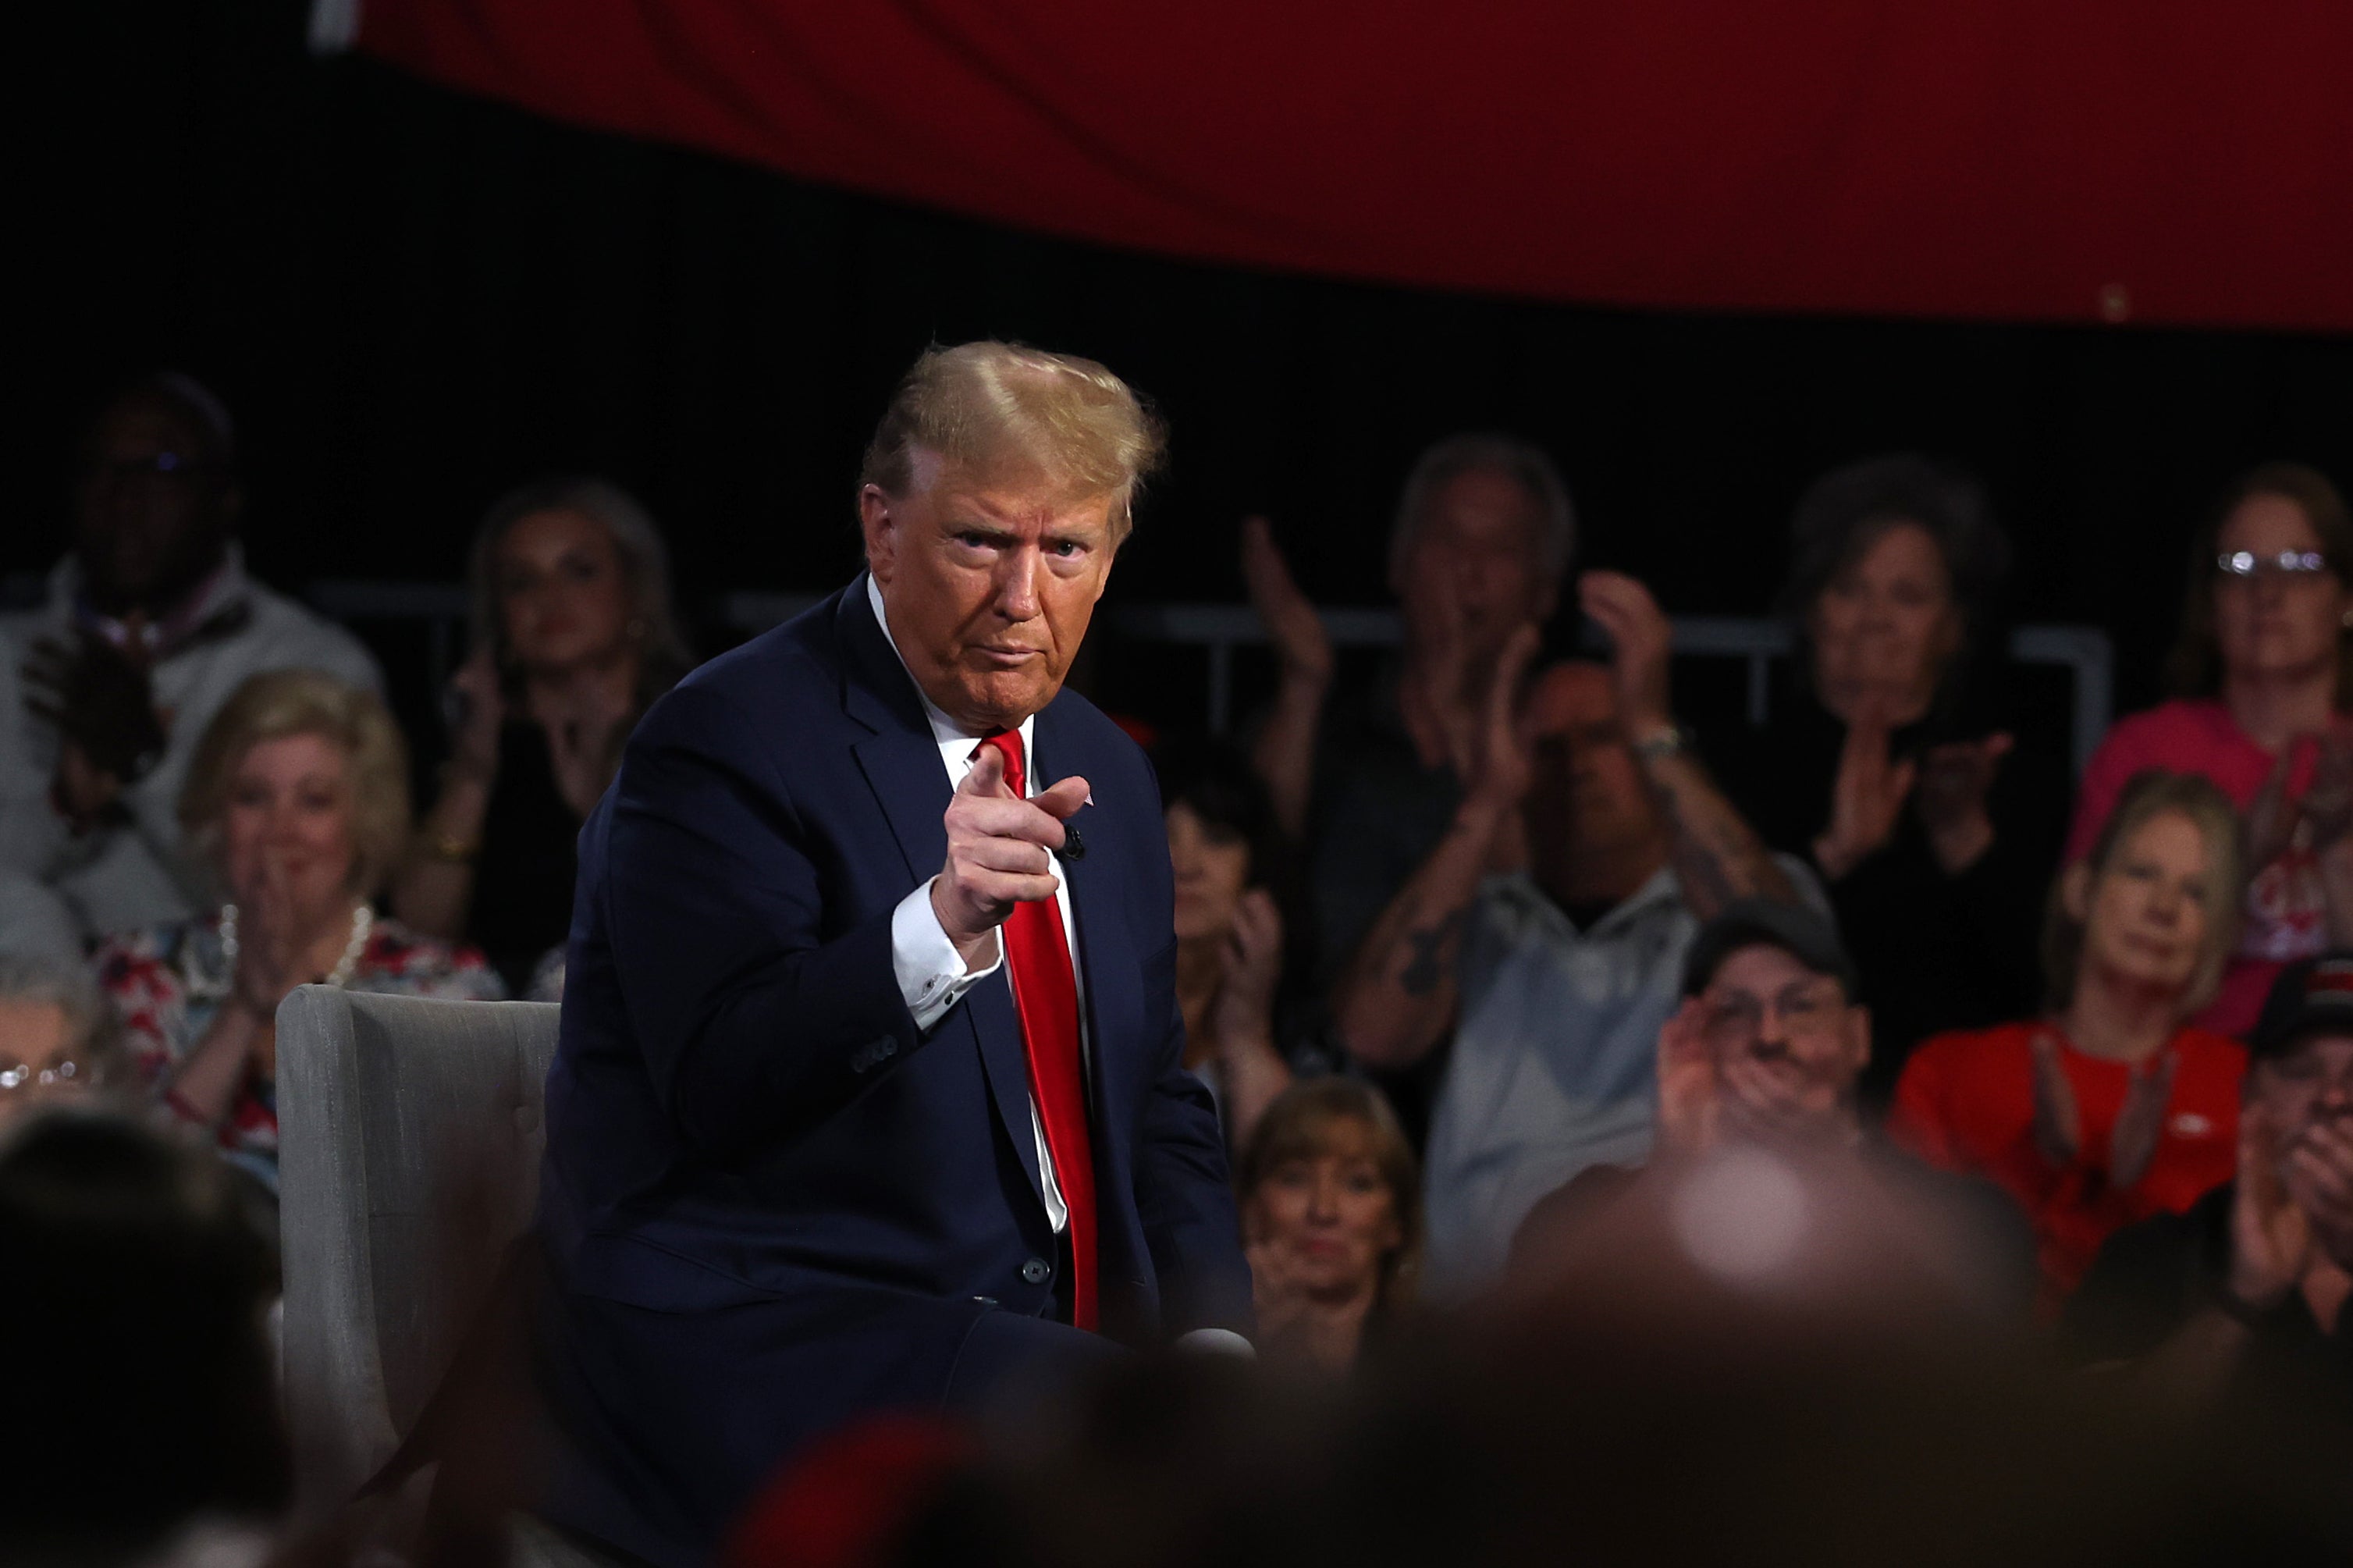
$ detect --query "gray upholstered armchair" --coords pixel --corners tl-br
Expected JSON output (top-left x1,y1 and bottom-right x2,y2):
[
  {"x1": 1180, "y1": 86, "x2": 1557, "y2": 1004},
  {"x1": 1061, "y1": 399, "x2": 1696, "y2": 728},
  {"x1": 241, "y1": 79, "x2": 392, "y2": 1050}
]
[{"x1": 276, "y1": 985, "x2": 609, "y2": 1566}]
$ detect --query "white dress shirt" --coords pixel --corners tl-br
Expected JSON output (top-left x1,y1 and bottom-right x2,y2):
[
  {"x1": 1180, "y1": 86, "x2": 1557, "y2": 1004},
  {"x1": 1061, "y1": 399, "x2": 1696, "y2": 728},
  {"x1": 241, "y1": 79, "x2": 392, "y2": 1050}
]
[{"x1": 870, "y1": 575, "x2": 1085, "y2": 1232}]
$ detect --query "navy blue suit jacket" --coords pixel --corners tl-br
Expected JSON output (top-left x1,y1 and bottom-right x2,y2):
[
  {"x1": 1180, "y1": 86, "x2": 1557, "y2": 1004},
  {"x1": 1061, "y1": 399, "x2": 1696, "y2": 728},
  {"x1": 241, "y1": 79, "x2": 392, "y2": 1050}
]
[{"x1": 532, "y1": 580, "x2": 1251, "y2": 1566}]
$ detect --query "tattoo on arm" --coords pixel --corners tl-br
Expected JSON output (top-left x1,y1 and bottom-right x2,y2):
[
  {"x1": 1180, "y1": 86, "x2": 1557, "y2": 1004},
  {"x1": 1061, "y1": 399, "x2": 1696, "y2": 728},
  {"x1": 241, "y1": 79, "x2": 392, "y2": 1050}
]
[{"x1": 1399, "y1": 907, "x2": 1470, "y2": 997}]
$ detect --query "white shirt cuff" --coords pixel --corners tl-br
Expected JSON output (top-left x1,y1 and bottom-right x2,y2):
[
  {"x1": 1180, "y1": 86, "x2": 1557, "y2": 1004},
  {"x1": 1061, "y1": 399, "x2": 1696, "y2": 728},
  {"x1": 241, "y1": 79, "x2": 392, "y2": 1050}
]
[{"x1": 892, "y1": 877, "x2": 1003, "y2": 1032}]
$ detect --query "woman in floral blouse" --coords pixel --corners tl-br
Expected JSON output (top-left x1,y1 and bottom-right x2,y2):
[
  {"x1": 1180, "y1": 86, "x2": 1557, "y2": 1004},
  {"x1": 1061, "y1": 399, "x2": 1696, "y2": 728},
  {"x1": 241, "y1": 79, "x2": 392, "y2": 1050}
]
[{"x1": 94, "y1": 670, "x2": 503, "y2": 1189}]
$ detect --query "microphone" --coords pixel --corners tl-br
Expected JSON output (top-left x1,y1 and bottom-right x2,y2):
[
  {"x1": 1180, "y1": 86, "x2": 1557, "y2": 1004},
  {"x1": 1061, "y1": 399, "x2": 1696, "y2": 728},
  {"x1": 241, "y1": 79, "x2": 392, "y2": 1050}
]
[{"x1": 1056, "y1": 825, "x2": 1086, "y2": 862}]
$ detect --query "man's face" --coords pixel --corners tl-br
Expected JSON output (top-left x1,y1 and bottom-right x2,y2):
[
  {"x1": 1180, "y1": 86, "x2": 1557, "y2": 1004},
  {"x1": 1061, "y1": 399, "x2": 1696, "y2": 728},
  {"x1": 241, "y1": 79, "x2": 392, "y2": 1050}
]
[
  {"x1": 861, "y1": 450, "x2": 1119, "y2": 732},
  {"x1": 1697, "y1": 943, "x2": 1869, "y2": 1141},
  {"x1": 73, "y1": 393, "x2": 237, "y2": 613},
  {"x1": 1394, "y1": 468, "x2": 1557, "y2": 674},
  {"x1": 1523, "y1": 664, "x2": 1663, "y2": 871},
  {"x1": 2252, "y1": 1030, "x2": 2353, "y2": 1205}
]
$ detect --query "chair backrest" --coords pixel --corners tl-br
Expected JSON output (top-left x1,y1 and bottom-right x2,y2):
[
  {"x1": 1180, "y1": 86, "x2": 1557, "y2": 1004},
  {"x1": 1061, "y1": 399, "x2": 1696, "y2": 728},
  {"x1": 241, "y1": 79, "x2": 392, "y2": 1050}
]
[{"x1": 277, "y1": 985, "x2": 561, "y2": 1509}]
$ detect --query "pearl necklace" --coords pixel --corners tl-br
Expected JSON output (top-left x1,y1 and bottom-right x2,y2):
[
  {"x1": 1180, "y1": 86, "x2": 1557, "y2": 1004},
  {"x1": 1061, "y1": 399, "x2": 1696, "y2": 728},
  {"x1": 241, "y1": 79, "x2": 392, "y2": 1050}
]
[{"x1": 219, "y1": 901, "x2": 374, "y2": 990}]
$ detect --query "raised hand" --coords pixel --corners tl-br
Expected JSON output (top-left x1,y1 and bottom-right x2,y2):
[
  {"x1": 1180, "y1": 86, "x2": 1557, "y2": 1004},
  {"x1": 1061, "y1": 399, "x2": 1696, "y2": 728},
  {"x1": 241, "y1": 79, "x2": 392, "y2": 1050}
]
[
  {"x1": 1463, "y1": 623, "x2": 1541, "y2": 812},
  {"x1": 1240, "y1": 516, "x2": 1333, "y2": 689},
  {"x1": 2280, "y1": 1106, "x2": 2353, "y2": 1271},
  {"x1": 2227, "y1": 1104, "x2": 2314, "y2": 1313},
  {"x1": 1212, "y1": 888, "x2": 1285, "y2": 1044},
  {"x1": 444, "y1": 645, "x2": 506, "y2": 780},
  {"x1": 1576, "y1": 571, "x2": 1673, "y2": 737},
  {"x1": 1655, "y1": 998, "x2": 1720, "y2": 1155},
  {"x1": 1915, "y1": 732, "x2": 2012, "y2": 874},
  {"x1": 1814, "y1": 706, "x2": 1915, "y2": 881},
  {"x1": 23, "y1": 631, "x2": 168, "y2": 823},
  {"x1": 2028, "y1": 1029, "x2": 2082, "y2": 1170},
  {"x1": 931, "y1": 746, "x2": 1088, "y2": 968},
  {"x1": 2108, "y1": 1047, "x2": 2180, "y2": 1189},
  {"x1": 231, "y1": 855, "x2": 313, "y2": 1017}
]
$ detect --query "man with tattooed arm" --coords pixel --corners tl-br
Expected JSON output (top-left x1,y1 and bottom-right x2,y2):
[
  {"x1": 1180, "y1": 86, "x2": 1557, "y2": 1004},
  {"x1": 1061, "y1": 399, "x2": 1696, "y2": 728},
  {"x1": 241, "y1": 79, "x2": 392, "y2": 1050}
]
[{"x1": 1335, "y1": 573, "x2": 1822, "y2": 1297}]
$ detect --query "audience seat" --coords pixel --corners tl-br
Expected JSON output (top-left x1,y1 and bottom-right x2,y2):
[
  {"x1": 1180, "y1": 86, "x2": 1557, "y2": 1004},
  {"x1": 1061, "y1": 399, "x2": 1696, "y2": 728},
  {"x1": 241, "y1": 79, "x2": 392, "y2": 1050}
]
[{"x1": 277, "y1": 986, "x2": 618, "y2": 1568}]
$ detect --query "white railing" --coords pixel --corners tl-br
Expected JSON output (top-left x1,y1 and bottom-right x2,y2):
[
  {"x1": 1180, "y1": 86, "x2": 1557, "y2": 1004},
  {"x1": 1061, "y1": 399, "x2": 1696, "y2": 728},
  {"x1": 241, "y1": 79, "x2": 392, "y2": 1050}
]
[{"x1": 303, "y1": 581, "x2": 2114, "y2": 774}]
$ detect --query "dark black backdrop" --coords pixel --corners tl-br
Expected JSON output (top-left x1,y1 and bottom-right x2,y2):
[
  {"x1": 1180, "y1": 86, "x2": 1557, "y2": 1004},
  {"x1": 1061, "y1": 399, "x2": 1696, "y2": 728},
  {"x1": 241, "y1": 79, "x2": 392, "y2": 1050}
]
[{"x1": 19, "y1": 0, "x2": 2353, "y2": 732}]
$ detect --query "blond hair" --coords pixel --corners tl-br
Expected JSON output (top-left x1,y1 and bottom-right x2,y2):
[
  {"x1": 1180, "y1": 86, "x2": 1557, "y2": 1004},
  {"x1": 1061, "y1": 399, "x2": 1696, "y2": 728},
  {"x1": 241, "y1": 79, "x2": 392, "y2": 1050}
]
[
  {"x1": 859, "y1": 341, "x2": 1167, "y2": 539},
  {"x1": 1237, "y1": 1077, "x2": 1424, "y2": 1317},
  {"x1": 2045, "y1": 769, "x2": 2242, "y2": 1013},
  {"x1": 178, "y1": 670, "x2": 412, "y2": 898}
]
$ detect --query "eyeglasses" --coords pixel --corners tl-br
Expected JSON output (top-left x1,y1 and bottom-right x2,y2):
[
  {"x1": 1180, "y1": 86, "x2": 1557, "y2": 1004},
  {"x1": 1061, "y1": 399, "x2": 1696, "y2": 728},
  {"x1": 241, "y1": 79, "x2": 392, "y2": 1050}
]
[
  {"x1": 1701, "y1": 985, "x2": 1845, "y2": 1047},
  {"x1": 0, "y1": 1058, "x2": 100, "y2": 1092},
  {"x1": 2216, "y1": 549, "x2": 2332, "y2": 581}
]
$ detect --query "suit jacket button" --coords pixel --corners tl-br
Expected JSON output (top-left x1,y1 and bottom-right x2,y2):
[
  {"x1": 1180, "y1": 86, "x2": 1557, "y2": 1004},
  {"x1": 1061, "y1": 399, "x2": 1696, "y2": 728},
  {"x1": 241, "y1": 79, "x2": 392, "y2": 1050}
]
[{"x1": 1021, "y1": 1257, "x2": 1051, "y2": 1285}]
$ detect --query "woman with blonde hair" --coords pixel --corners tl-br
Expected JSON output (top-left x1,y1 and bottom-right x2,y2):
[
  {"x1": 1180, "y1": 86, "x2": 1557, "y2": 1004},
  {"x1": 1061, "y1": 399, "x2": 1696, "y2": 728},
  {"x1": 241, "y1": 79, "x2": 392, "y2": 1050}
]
[
  {"x1": 94, "y1": 670, "x2": 502, "y2": 1189},
  {"x1": 393, "y1": 476, "x2": 693, "y2": 994},
  {"x1": 1235, "y1": 1077, "x2": 1422, "y2": 1371},
  {"x1": 1890, "y1": 770, "x2": 2248, "y2": 1308}
]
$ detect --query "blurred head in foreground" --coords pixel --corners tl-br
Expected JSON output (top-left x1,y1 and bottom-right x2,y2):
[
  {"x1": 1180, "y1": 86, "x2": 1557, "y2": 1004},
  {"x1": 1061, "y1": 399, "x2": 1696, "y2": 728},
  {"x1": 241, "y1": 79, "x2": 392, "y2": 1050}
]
[
  {"x1": 0, "y1": 1109, "x2": 285, "y2": 1563},
  {"x1": 874, "y1": 1140, "x2": 2349, "y2": 1568}
]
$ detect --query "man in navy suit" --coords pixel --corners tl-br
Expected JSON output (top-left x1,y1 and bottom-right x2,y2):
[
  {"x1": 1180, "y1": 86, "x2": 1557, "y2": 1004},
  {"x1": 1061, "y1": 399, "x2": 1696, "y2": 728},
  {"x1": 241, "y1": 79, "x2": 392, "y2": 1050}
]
[{"x1": 532, "y1": 343, "x2": 1254, "y2": 1566}]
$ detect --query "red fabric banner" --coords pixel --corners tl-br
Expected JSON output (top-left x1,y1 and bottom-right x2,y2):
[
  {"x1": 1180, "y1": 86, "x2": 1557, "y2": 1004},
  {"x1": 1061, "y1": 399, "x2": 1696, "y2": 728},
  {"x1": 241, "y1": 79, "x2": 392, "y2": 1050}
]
[{"x1": 355, "y1": 1, "x2": 2353, "y2": 332}]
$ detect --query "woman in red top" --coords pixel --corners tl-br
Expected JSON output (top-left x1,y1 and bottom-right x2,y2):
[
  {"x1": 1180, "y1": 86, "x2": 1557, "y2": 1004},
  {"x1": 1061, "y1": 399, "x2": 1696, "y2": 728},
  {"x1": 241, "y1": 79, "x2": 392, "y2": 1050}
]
[
  {"x1": 2067, "y1": 463, "x2": 2353, "y2": 1036},
  {"x1": 1891, "y1": 770, "x2": 2247, "y2": 1309}
]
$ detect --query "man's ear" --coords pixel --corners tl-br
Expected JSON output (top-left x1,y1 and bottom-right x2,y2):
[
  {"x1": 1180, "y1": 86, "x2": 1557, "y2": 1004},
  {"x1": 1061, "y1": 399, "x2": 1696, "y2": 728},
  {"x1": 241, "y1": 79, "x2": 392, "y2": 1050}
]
[
  {"x1": 2060, "y1": 862, "x2": 2093, "y2": 925},
  {"x1": 858, "y1": 485, "x2": 897, "y2": 583}
]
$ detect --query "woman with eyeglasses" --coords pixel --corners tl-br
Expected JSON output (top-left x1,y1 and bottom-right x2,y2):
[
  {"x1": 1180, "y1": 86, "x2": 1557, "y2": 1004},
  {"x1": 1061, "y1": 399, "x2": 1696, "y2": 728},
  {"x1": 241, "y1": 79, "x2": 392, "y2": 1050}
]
[
  {"x1": 1891, "y1": 770, "x2": 2248, "y2": 1310},
  {"x1": 2067, "y1": 463, "x2": 2353, "y2": 1036}
]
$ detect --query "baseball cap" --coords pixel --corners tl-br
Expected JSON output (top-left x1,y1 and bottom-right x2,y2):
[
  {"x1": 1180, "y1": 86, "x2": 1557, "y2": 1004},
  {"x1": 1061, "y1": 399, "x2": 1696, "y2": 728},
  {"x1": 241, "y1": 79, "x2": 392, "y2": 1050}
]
[
  {"x1": 1681, "y1": 899, "x2": 1857, "y2": 999},
  {"x1": 2248, "y1": 952, "x2": 2353, "y2": 1064}
]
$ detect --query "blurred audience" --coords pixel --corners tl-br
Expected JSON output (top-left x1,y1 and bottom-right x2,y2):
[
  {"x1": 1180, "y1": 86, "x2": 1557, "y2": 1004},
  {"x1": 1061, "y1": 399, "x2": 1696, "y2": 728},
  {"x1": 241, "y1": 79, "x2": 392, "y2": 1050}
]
[
  {"x1": 0, "y1": 952, "x2": 132, "y2": 1129},
  {"x1": 2070, "y1": 462, "x2": 2353, "y2": 1037},
  {"x1": 2070, "y1": 946, "x2": 2353, "y2": 1421},
  {"x1": 0, "y1": 868, "x2": 82, "y2": 965},
  {"x1": 1242, "y1": 434, "x2": 1575, "y2": 987},
  {"x1": 1891, "y1": 770, "x2": 2247, "y2": 1308},
  {"x1": 0, "y1": 373, "x2": 381, "y2": 949},
  {"x1": 1337, "y1": 651, "x2": 1818, "y2": 1298},
  {"x1": 391, "y1": 476, "x2": 692, "y2": 994},
  {"x1": 1157, "y1": 742, "x2": 1307, "y2": 1149},
  {"x1": 94, "y1": 670, "x2": 502, "y2": 1191},
  {"x1": 0, "y1": 1109, "x2": 286, "y2": 1566},
  {"x1": 1711, "y1": 455, "x2": 2065, "y2": 1104},
  {"x1": 1235, "y1": 1077, "x2": 1420, "y2": 1371},
  {"x1": 2065, "y1": 954, "x2": 2353, "y2": 1426},
  {"x1": 1512, "y1": 900, "x2": 2035, "y2": 1316}
]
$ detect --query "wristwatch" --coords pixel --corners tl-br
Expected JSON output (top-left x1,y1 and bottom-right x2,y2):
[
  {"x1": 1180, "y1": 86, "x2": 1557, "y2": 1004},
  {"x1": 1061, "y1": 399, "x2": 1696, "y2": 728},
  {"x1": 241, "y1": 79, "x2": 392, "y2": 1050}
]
[{"x1": 1632, "y1": 722, "x2": 1695, "y2": 763}]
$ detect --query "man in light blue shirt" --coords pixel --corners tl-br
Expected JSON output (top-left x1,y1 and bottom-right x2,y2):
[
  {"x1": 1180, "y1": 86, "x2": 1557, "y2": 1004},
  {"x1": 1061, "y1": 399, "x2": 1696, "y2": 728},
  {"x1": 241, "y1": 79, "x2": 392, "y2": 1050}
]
[{"x1": 1335, "y1": 614, "x2": 1822, "y2": 1299}]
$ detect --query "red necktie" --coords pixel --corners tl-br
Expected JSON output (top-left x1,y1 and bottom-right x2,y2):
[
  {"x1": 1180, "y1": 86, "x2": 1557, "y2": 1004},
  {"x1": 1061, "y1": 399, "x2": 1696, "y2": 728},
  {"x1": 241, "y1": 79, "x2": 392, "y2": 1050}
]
[{"x1": 977, "y1": 729, "x2": 1098, "y2": 1331}]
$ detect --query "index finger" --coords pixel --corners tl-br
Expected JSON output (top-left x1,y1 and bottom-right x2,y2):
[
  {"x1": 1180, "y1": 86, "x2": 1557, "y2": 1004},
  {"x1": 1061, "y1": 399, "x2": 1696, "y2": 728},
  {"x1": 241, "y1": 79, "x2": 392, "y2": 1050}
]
[{"x1": 957, "y1": 745, "x2": 1010, "y2": 798}]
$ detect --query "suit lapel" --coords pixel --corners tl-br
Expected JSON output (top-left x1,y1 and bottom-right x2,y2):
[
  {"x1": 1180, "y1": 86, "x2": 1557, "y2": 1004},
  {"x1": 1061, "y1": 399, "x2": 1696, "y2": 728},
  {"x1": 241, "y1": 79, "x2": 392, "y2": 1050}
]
[{"x1": 836, "y1": 579, "x2": 1046, "y2": 1209}]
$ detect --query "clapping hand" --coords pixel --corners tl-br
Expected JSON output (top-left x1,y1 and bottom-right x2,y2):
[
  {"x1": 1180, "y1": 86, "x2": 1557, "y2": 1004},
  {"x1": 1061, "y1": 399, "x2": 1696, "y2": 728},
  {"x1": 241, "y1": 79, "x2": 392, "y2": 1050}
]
[
  {"x1": 1241, "y1": 517, "x2": 1333, "y2": 690},
  {"x1": 1814, "y1": 702, "x2": 1915, "y2": 881},
  {"x1": 931, "y1": 746, "x2": 1088, "y2": 969},
  {"x1": 1576, "y1": 571, "x2": 1673, "y2": 738},
  {"x1": 1459, "y1": 624, "x2": 1541, "y2": 812},
  {"x1": 1656, "y1": 999, "x2": 1720, "y2": 1155},
  {"x1": 1915, "y1": 732, "x2": 2012, "y2": 873},
  {"x1": 2028, "y1": 1028, "x2": 2178, "y2": 1189},
  {"x1": 1210, "y1": 888, "x2": 1285, "y2": 1047},
  {"x1": 22, "y1": 631, "x2": 167, "y2": 823},
  {"x1": 2226, "y1": 1105, "x2": 2316, "y2": 1314}
]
